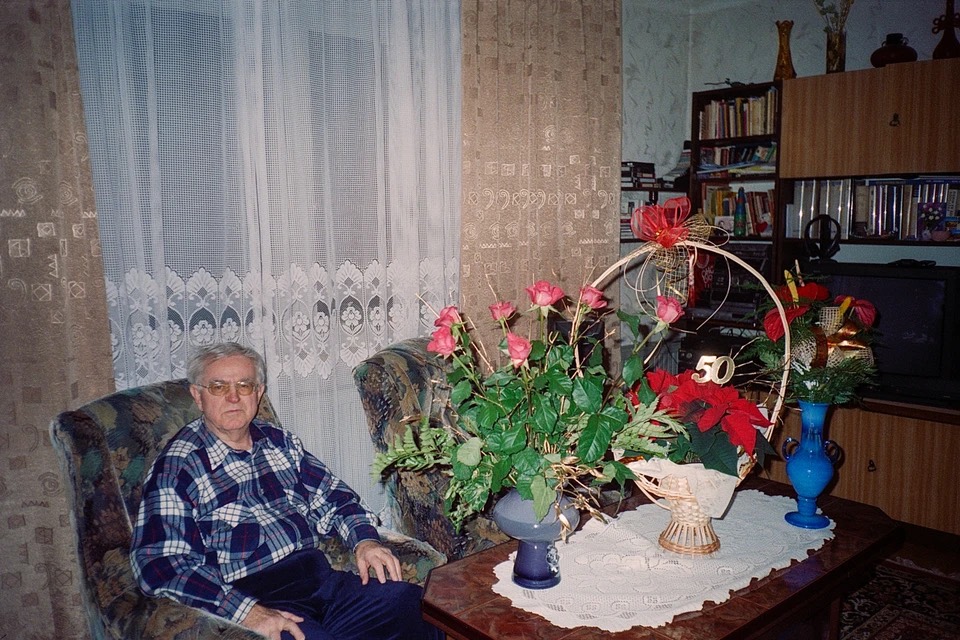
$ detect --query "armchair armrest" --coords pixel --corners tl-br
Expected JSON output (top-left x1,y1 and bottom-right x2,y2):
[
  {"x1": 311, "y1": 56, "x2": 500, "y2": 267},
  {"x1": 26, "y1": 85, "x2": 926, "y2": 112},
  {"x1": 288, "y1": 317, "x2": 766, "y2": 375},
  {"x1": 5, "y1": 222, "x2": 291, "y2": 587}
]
[{"x1": 315, "y1": 527, "x2": 446, "y2": 585}]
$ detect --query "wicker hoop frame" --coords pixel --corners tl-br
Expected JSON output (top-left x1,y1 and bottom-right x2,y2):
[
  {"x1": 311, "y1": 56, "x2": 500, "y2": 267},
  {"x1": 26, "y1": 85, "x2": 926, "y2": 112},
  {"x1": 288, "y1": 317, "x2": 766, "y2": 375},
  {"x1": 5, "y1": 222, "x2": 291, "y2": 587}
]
[{"x1": 591, "y1": 239, "x2": 792, "y2": 554}]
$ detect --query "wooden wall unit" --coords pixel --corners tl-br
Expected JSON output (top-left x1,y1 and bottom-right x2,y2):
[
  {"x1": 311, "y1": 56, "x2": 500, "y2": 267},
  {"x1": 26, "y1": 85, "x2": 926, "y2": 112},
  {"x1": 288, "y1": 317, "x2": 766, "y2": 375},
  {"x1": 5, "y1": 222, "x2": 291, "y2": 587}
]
[
  {"x1": 780, "y1": 58, "x2": 960, "y2": 178},
  {"x1": 764, "y1": 405, "x2": 960, "y2": 536},
  {"x1": 769, "y1": 59, "x2": 960, "y2": 536}
]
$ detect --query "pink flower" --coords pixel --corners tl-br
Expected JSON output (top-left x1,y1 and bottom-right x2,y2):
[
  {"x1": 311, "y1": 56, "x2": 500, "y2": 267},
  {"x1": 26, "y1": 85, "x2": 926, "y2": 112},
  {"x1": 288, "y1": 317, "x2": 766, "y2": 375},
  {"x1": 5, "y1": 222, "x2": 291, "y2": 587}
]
[
  {"x1": 655, "y1": 296, "x2": 683, "y2": 324},
  {"x1": 579, "y1": 286, "x2": 607, "y2": 310},
  {"x1": 427, "y1": 326, "x2": 457, "y2": 356},
  {"x1": 525, "y1": 280, "x2": 565, "y2": 308},
  {"x1": 434, "y1": 305, "x2": 462, "y2": 328},
  {"x1": 489, "y1": 300, "x2": 517, "y2": 321},
  {"x1": 505, "y1": 332, "x2": 532, "y2": 368}
]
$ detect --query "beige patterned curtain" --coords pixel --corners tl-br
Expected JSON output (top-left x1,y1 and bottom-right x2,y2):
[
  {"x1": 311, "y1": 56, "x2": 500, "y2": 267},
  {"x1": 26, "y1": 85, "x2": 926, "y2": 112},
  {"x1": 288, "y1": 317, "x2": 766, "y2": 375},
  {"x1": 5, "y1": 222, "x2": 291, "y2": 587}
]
[
  {"x1": 0, "y1": 1, "x2": 114, "y2": 638},
  {"x1": 460, "y1": 0, "x2": 621, "y2": 350}
]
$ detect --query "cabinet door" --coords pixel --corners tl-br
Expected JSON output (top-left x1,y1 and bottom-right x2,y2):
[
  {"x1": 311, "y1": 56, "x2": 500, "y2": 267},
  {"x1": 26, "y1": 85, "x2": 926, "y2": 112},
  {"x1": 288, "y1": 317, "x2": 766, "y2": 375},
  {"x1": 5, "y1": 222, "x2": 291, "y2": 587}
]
[
  {"x1": 780, "y1": 59, "x2": 960, "y2": 178},
  {"x1": 780, "y1": 68, "x2": 882, "y2": 177},
  {"x1": 885, "y1": 59, "x2": 960, "y2": 174}
]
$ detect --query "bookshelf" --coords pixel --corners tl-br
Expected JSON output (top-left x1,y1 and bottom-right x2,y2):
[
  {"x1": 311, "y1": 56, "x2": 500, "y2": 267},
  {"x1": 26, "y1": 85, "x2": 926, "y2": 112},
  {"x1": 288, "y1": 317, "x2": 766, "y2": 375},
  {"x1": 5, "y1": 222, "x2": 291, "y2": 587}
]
[{"x1": 689, "y1": 82, "x2": 781, "y2": 249}]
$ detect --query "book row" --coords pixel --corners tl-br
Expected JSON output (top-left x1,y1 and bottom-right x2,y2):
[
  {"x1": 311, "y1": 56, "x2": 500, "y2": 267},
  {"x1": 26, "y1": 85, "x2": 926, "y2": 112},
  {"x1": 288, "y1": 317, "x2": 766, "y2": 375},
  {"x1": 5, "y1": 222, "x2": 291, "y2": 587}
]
[
  {"x1": 696, "y1": 143, "x2": 778, "y2": 177},
  {"x1": 699, "y1": 185, "x2": 775, "y2": 238},
  {"x1": 697, "y1": 87, "x2": 778, "y2": 141},
  {"x1": 784, "y1": 177, "x2": 960, "y2": 241}
]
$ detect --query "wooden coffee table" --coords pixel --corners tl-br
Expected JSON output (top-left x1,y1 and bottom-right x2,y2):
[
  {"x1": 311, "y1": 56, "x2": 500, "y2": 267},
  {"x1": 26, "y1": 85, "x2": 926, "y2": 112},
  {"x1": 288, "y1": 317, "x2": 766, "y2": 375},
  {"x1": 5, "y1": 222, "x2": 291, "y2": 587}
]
[{"x1": 421, "y1": 477, "x2": 903, "y2": 640}]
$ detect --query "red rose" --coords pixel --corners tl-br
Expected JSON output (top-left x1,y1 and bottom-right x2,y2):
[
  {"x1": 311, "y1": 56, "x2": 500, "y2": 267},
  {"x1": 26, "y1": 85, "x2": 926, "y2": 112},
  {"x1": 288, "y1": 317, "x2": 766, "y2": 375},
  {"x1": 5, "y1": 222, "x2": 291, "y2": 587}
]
[
  {"x1": 505, "y1": 332, "x2": 532, "y2": 368},
  {"x1": 525, "y1": 280, "x2": 565, "y2": 308},
  {"x1": 579, "y1": 286, "x2": 607, "y2": 310},
  {"x1": 489, "y1": 300, "x2": 517, "y2": 321},
  {"x1": 434, "y1": 305, "x2": 462, "y2": 328},
  {"x1": 427, "y1": 326, "x2": 456, "y2": 356}
]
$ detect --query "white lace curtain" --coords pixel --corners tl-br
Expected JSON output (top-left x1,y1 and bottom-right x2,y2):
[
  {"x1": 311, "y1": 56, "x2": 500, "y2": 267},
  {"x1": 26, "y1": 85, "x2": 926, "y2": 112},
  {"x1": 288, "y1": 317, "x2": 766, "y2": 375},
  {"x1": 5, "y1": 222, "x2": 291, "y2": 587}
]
[{"x1": 72, "y1": 0, "x2": 461, "y2": 513}]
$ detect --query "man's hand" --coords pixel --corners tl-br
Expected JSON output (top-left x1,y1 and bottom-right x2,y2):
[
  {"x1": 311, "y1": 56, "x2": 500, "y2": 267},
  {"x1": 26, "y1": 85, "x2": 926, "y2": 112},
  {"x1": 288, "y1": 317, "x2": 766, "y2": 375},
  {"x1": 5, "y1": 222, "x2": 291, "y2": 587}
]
[
  {"x1": 241, "y1": 603, "x2": 305, "y2": 640},
  {"x1": 355, "y1": 539, "x2": 402, "y2": 585}
]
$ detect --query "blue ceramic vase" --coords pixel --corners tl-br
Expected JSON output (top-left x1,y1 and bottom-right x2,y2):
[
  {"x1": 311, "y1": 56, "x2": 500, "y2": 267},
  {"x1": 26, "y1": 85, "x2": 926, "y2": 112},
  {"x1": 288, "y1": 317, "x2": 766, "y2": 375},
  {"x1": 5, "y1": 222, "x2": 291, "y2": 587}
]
[
  {"x1": 491, "y1": 488, "x2": 580, "y2": 589},
  {"x1": 782, "y1": 400, "x2": 842, "y2": 529}
]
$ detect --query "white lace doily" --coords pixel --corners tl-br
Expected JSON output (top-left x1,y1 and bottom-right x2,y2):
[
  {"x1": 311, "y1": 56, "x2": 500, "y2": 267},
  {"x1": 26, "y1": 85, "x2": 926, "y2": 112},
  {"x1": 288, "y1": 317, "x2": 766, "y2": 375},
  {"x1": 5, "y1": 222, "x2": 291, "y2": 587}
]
[{"x1": 491, "y1": 489, "x2": 834, "y2": 632}]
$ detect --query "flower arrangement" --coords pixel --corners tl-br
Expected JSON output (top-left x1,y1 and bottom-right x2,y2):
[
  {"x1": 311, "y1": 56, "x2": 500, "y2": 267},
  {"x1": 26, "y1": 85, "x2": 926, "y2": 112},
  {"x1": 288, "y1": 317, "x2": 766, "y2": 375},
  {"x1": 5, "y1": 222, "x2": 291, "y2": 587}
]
[
  {"x1": 373, "y1": 282, "x2": 690, "y2": 530},
  {"x1": 813, "y1": 0, "x2": 854, "y2": 33},
  {"x1": 374, "y1": 215, "x2": 782, "y2": 539},
  {"x1": 750, "y1": 269, "x2": 876, "y2": 404}
]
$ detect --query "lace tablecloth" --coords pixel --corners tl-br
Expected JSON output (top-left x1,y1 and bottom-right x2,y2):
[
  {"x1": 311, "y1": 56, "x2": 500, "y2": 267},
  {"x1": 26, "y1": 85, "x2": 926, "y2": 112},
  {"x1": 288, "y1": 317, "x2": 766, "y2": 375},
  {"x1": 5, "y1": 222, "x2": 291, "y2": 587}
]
[{"x1": 491, "y1": 489, "x2": 834, "y2": 632}]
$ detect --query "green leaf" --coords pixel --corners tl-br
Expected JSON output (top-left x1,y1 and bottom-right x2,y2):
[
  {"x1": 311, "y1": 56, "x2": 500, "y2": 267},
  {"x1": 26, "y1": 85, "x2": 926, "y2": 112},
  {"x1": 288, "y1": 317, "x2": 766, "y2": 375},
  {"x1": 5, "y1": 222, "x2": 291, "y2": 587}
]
[
  {"x1": 499, "y1": 381, "x2": 526, "y2": 411},
  {"x1": 546, "y1": 343, "x2": 574, "y2": 368},
  {"x1": 455, "y1": 437, "x2": 483, "y2": 467},
  {"x1": 689, "y1": 428, "x2": 739, "y2": 476},
  {"x1": 577, "y1": 414, "x2": 614, "y2": 464},
  {"x1": 617, "y1": 310, "x2": 643, "y2": 340},
  {"x1": 477, "y1": 399, "x2": 502, "y2": 429},
  {"x1": 602, "y1": 460, "x2": 635, "y2": 485},
  {"x1": 572, "y1": 376, "x2": 602, "y2": 413},
  {"x1": 486, "y1": 425, "x2": 526, "y2": 455},
  {"x1": 491, "y1": 456, "x2": 512, "y2": 493},
  {"x1": 512, "y1": 447, "x2": 544, "y2": 478},
  {"x1": 622, "y1": 353, "x2": 645, "y2": 388},
  {"x1": 530, "y1": 475, "x2": 556, "y2": 521},
  {"x1": 528, "y1": 340, "x2": 547, "y2": 362},
  {"x1": 545, "y1": 369, "x2": 574, "y2": 396},
  {"x1": 451, "y1": 379, "x2": 473, "y2": 405},
  {"x1": 531, "y1": 395, "x2": 559, "y2": 434}
]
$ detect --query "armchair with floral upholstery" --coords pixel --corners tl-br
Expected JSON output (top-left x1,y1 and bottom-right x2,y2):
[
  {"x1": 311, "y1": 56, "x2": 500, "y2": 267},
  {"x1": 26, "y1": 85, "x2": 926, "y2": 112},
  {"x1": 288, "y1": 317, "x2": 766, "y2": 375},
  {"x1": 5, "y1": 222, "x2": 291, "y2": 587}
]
[
  {"x1": 353, "y1": 338, "x2": 509, "y2": 561},
  {"x1": 50, "y1": 378, "x2": 444, "y2": 640}
]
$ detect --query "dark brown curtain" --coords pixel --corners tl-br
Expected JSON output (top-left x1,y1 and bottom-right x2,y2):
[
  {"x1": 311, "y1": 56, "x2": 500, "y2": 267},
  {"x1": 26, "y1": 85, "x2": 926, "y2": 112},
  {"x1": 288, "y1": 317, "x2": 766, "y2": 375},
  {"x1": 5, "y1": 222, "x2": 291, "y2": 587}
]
[
  {"x1": 460, "y1": 0, "x2": 622, "y2": 352},
  {"x1": 0, "y1": 1, "x2": 114, "y2": 637}
]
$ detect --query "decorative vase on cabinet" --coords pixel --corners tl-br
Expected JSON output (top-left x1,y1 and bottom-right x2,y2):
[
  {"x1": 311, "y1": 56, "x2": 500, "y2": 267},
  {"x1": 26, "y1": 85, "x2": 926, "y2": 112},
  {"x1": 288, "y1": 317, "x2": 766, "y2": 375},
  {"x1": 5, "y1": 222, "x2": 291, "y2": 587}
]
[
  {"x1": 870, "y1": 33, "x2": 918, "y2": 67},
  {"x1": 825, "y1": 29, "x2": 846, "y2": 73},
  {"x1": 782, "y1": 400, "x2": 842, "y2": 529},
  {"x1": 774, "y1": 20, "x2": 797, "y2": 81},
  {"x1": 491, "y1": 488, "x2": 581, "y2": 589}
]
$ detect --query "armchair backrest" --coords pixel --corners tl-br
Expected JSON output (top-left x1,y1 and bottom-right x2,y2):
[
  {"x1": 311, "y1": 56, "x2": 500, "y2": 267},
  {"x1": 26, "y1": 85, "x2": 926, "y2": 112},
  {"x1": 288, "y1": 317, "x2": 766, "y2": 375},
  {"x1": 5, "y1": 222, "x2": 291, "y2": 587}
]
[
  {"x1": 49, "y1": 379, "x2": 276, "y2": 639},
  {"x1": 353, "y1": 338, "x2": 506, "y2": 560}
]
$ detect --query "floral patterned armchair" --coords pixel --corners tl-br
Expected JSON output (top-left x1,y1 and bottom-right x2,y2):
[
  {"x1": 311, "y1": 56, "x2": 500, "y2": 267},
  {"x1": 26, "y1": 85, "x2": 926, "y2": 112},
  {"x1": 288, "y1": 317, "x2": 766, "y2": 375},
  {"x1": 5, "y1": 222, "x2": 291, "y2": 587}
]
[
  {"x1": 49, "y1": 379, "x2": 444, "y2": 640},
  {"x1": 353, "y1": 338, "x2": 509, "y2": 561}
]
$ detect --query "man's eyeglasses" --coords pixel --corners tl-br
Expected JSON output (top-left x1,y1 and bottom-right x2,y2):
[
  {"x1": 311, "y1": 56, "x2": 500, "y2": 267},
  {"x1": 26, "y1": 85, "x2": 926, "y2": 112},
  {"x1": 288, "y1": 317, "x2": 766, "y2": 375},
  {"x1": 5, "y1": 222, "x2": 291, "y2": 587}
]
[{"x1": 195, "y1": 381, "x2": 261, "y2": 396}]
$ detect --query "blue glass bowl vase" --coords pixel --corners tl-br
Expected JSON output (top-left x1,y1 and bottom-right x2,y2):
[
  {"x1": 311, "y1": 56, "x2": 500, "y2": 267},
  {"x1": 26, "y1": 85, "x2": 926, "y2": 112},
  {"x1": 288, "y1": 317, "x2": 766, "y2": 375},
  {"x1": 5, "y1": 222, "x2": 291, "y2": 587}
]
[
  {"x1": 491, "y1": 488, "x2": 580, "y2": 589},
  {"x1": 782, "y1": 400, "x2": 842, "y2": 529}
]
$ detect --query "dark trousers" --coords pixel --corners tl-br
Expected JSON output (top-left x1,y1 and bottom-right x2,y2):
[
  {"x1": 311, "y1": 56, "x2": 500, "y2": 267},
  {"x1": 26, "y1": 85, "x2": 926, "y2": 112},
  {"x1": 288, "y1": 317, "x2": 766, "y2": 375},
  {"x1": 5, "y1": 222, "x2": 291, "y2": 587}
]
[{"x1": 233, "y1": 549, "x2": 443, "y2": 640}]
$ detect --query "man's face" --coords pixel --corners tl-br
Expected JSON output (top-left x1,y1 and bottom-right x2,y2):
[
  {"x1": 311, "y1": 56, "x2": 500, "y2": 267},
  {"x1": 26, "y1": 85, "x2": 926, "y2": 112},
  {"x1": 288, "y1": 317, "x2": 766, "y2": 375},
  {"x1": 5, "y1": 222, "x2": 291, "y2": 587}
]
[{"x1": 189, "y1": 355, "x2": 265, "y2": 445}]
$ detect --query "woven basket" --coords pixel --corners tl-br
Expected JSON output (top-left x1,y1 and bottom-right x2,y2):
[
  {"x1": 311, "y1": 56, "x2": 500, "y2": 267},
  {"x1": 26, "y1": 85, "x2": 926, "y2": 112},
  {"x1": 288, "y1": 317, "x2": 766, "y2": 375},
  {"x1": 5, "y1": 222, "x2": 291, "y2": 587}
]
[{"x1": 593, "y1": 239, "x2": 792, "y2": 554}]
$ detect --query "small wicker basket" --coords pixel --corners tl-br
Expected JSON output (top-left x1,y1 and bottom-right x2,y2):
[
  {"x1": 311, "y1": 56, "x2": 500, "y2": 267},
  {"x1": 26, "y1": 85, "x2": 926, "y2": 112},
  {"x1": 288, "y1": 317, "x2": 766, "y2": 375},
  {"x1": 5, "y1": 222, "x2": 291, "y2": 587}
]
[{"x1": 593, "y1": 239, "x2": 791, "y2": 555}]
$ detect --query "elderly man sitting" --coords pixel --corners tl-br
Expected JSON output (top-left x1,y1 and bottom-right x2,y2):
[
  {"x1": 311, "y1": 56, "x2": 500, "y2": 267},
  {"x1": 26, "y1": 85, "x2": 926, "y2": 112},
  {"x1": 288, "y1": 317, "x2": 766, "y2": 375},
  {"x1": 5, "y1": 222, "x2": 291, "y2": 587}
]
[{"x1": 130, "y1": 342, "x2": 442, "y2": 640}]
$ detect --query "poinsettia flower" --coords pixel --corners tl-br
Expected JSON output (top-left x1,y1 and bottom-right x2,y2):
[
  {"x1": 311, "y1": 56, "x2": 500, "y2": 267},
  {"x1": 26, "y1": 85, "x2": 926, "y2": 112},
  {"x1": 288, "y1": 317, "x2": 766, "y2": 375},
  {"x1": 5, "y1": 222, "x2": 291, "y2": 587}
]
[
  {"x1": 763, "y1": 305, "x2": 809, "y2": 341},
  {"x1": 579, "y1": 285, "x2": 607, "y2": 310},
  {"x1": 489, "y1": 300, "x2": 516, "y2": 321},
  {"x1": 526, "y1": 280, "x2": 565, "y2": 308},
  {"x1": 632, "y1": 196, "x2": 691, "y2": 248},
  {"x1": 505, "y1": 332, "x2": 532, "y2": 368},
  {"x1": 836, "y1": 295, "x2": 877, "y2": 327},
  {"x1": 427, "y1": 325, "x2": 456, "y2": 356},
  {"x1": 655, "y1": 295, "x2": 683, "y2": 324},
  {"x1": 434, "y1": 305, "x2": 462, "y2": 328}
]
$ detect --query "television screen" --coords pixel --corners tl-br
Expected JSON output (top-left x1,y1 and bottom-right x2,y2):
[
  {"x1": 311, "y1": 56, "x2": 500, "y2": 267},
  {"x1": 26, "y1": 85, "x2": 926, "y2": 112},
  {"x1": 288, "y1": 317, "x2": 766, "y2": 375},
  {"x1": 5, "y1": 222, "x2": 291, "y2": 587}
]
[{"x1": 807, "y1": 262, "x2": 960, "y2": 408}]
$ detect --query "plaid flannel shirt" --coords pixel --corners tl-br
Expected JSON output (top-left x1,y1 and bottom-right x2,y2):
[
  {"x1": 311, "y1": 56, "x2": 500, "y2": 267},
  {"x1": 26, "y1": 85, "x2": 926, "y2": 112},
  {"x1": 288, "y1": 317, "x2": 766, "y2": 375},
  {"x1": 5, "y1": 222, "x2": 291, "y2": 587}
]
[{"x1": 130, "y1": 417, "x2": 379, "y2": 623}]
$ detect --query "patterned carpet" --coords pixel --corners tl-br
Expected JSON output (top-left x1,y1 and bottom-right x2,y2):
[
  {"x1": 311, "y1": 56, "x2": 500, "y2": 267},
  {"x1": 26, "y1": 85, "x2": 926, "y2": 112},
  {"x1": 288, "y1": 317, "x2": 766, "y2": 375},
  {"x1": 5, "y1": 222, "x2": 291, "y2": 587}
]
[{"x1": 840, "y1": 563, "x2": 960, "y2": 639}]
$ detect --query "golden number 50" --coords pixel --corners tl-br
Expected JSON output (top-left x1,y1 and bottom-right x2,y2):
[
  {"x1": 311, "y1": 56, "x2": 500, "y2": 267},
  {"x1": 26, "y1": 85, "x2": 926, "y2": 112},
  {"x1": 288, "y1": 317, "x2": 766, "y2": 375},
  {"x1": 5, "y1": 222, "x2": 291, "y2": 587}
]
[{"x1": 692, "y1": 355, "x2": 736, "y2": 385}]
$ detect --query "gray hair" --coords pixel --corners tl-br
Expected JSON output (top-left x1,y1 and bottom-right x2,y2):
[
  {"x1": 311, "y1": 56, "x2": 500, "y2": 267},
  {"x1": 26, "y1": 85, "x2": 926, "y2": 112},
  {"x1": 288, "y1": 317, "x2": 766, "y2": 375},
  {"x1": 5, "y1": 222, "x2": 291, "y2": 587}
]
[{"x1": 186, "y1": 343, "x2": 267, "y2": 385}]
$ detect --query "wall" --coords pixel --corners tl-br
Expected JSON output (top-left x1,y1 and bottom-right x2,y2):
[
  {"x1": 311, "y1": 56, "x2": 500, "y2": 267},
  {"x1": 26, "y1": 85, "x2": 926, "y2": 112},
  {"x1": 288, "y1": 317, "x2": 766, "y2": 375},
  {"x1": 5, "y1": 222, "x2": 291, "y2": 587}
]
[{"x1": 623, "y1": 0, "x2": 957, "y2": 266}]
